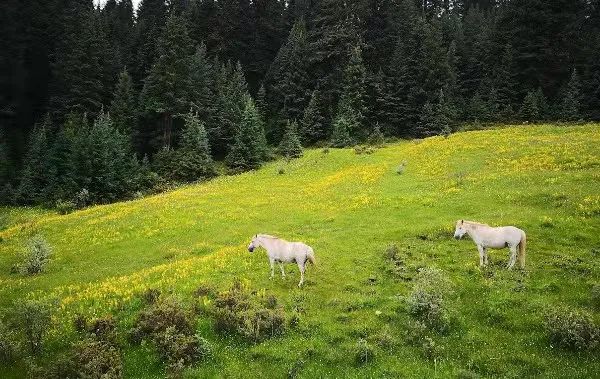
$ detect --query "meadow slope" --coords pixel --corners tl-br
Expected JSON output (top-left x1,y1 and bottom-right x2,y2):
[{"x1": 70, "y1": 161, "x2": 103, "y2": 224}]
[{"x1": 1, "y1": 124, "x2": 599, "y2": 378}]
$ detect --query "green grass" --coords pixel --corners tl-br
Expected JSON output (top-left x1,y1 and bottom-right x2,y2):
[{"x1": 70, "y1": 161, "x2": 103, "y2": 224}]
[{"x1": 1, "y1": 124, "x2": 599, "y2": 378}]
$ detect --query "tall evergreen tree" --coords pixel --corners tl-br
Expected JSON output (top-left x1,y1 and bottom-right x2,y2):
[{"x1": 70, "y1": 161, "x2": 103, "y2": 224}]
[
  {"x1": 278, "y1": 120, "x2": 303, "y2": 158},
  {"x1": 336, "y1": 43, "x2": 368, "y2": 140},
  {"x1": 173, "y1": 111, "x2": 216, "y2": 182},
  {"x1": 264, "y1": 19, "x2": 310, "y2": 141},
  {"x1": 131, "y1": 0, "x2": 168, "y2": 85},
  {"x1": 189, "y1": 44, "x2": 217, "y2": 137},
  {"x1": 330, "y1": 115, "x2": 353, "y2": 148},
  {"x1": 519, "y1": 90, "x2": 540, "y2": 122},
  {"x1": 560, "y1": 69, "x2": 582, "y2": 121},
  {"x1": 110, "y1": 69, "x2": 137, "y2": 136},
  {"x1": 300, "y1": 89, "x2": 328, "y2": 145},
  {"x1": 226, "y1": 97, "x2": 267, "y2": 171},
  {"x1": 17, "y1": 116, "x2": 51, "y2": 204},
  {"x1": 140, "y1": 14, "x2": 194, "y2": 148},
  {"x1": 46, "y1": 122, "x2": 77, "y2": 202}
]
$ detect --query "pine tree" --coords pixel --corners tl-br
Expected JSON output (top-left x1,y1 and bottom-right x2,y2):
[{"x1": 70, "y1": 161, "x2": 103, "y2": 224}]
[
  {"x1": 519, "y1": 90, "x2": 540, "y2": 122},
  {"x1": 300, "y1": 89, "x2": 328, "y2": 145},
  {"x1": 18, "y1": 116, "x2": 51, "y2": 204},
  {"x1": 336, "y1": 43, "x2": 368, "y2": 140},
  {"x1": 417, "y1": 89, "x2": 451, "y2": 137},
  {"x1": 189, "y1": 44, "x2": 216, "y2": 128},
  {"x1": 330, "y1": 115, "x2": 353, "y2": 148},
  {"x1": 46, "y1": 122, "x2": 77, "y2": 202},
  {"x1": 264, "y1": 19, "x2": 310, "y2": 141},
  {"x1": 140, "y1": 14, "x2": 194, "y2": 148},
  {"x1": 131, "y1": 0, "x2": 168, "y2": 84},
  {"x1": 560, "y1": 69, "x2": 582, "y2": 121},
  {"x1": 494, "y1": 43, "x2": 517, "y2": 116},
  {"x1": 367, "y1": 123, "x2": 385, "y2": 147},
  {"x1": 278, "y1": 120, "x2": 303, "y2": 159},
  {"x1": 110, "y1": 69, "x2": 137, "y2": 136},
  {"x1": 173, "y1": 111, "x2": 216, "y2": 182},
  {"x1": 226, "y1": 97, "x2": 267, "y2": 172},
  {"x1": 534, "y1": 87, "x2": 549, "y2": 121},
  {"x1": 468, "y1": 91, "x2": 491, "y2": 122}
]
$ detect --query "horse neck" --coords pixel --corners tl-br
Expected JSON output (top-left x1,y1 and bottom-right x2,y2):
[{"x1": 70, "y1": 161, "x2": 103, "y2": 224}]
[{"x1": 465, "y1": 223, "x2": 484, "y2": 239}]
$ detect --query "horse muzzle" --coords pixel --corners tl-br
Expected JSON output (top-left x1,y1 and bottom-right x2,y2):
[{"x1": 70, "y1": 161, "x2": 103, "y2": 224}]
[{"x1": 248, "y1": 247, "x2": 254, "y2": 252}]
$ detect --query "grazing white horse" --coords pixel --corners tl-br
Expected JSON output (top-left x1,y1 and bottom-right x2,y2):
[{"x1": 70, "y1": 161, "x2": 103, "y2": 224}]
[
  {"x1": 248, "y1": 234, "x2": 316, "y2": 287},
  {"x1": 453, "y1": 220, "x2": 527, "y2": 269}
]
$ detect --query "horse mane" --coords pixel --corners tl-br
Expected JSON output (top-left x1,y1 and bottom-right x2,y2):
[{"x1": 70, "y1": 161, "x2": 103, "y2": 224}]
[
  {"x1": 464, "y1": 221, "x2": 489, "y2": 227},
  {"x1": 257, "y1": 234, "x2": 279, "y2": 239}
]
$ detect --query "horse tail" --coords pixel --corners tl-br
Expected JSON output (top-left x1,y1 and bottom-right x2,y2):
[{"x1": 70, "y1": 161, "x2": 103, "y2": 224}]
[
  {"x1": 307, "y1": 248, "x2": 316, "y2": 266},
  {"x1": 518, "y1": 231, "x2": 526, "y2": 269}
]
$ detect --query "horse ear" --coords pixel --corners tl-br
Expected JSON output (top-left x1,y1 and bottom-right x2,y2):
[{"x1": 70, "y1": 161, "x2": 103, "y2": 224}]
[{"x1": 461, "y1": 220, "x2": 464, "y2": 224}]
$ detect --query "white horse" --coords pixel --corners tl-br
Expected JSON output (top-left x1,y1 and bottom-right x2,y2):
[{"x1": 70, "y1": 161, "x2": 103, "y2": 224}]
[
  {"x1": 453, "y1": 220, "x2": 527, "y2": 269},
  {"x1": 248, "y1": 234, "x2": 316, "y2": 287}
]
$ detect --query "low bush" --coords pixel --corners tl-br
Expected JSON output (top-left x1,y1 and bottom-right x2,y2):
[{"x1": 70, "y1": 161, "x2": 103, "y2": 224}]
[
  {"x1": 153, "y1": 326, "x2": 212, "y2": 369},
  {"x1": 38, "y1": 339, "x2": 123, "y2": 379},
  {"x1": 591, "y1": 284, "x2": 600, "y2": 309},
  {"x1": 407, "y1": 268, "x2": 452, "y2": 332},
  {"x1": 544, "y1": 308, "x2": 599, "y2": 351},
  {"x1": 16, "y1": 235, "x2": 52, "y2": 275},
  {"x1": 12, "y1": 298, "x2": 51, "y2": 355},
  {"x1": 213, "y1": 280, "x2": 286, "y2": 343},
  {"x1": 56, "y1": 200, "x2": 76, "y2": 215},
  {"x1": 354, "y1": 338, "x2": 375, "y2": 365},
  {"x1": 396, "y1": 162, "x2": 407, "y2": 175},
  {"x1": 141, "y1": 288, "x2": 162, "y2": 305},
  {"x1": 0, "y1": 320, "x2": 18, "y2": 363},
  {"x1": 129, "y1": 296, "x2": 194, "y2": 344}
]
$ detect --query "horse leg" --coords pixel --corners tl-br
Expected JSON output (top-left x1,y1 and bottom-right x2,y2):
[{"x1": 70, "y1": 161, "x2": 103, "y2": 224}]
[
  {"x1": 507, "y1": 246, "x2": 517, "y2": 269},
  {"x1": 279, "y1": 263, "x2": 286, "y2": 279},
  {"x1": 297, "y1": 262, "x2": 305, "y2": 287},
  {"x1": 483, "y1": 247, "x2": 489, "y2": 266},
  {"x1": 477, "y1": 245, "x2": 485, "y2": 267},
  {"x1": 269, "y1": 258, "x2": 275, "y2": 279}
]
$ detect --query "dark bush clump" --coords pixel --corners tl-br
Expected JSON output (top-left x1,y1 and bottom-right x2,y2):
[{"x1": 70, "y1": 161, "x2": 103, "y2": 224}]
[
  {"x1": 213, "y1": 280, "x2": 286, "y2": 343},
  {"x1": 38, "y1": 339, "x2": 123, "y2": 379},
  {"x1": 141, "y1": 288, "x2": 162, "y2": 305},
  {"x1": 13, "y1": 298, "x2": 51, "y2": 355},
  {"x1": 545, "y1": 308, "x2": 599, "y2": 351},
  {"x1": 130, "y1": 296, "x2": 210, "y2": 373},
  {"x1": 130, "y1": 296, "x2": 194, "y2": 344},
  {"x1": 153, "y1": 326, "x2": 212, "y2": 370},
  {"x1": 56, "y1": 200, "x2": 76, "y2": 215},
  {"x1": 354, "y1": 338, "x2": 375, "y2": 365},
  {"x1": 0, "y1": 320, "x2": 18, "y2": 363},
  {"x1": 591, "y1": 284, "x2": 600, "y2": 309}
]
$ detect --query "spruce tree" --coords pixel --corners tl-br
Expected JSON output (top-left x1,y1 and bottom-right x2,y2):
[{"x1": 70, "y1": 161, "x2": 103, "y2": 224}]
[
  {"x1": 226, "y1": 97, "x2": 267, "y2": 172},
  {"x1": 110, "y1": 69, "x2": 137, "y2": 136},
  {"x1": 330, "y1": 115, "x2": 353, "y2": 148},
  {"x1": 173, "y1": 111, "x2": 216, "y2": 182},
  {"x1": 494, "y1": 43, "x2": 517, "y2": 117},
  {"x1": 189, "y1": 44, "x2": 216, "y2": 129},
  {"x1": 278, "y1": 120, "x2": 303, "y2": 159},
  {"x1": 131, "y1": 0, "x2": 168, "y2": 84},
  {"x1": 140, "y1": 14, "x2": 194, "y2": 148},
  {"x1": 264, "y1": 19, "x2": 310, "y2": 141},
  {"x1": 336, "y1": 43, "x2": 368, "y2": 140},
  {"x1": 417, "y1": 89, "x2": 451, "y2": 137},
  {"x1": 300, "y1": 89, "x2": 328, "y2": 145},
  {"x1": 560, "y1": 69, "x2": 582, "y2": 121},
  {"x1": 46, "y1": 122, "x2": 77, "y2": 202},
  {"x1": 535, "y1": 87, "x2": 549, "y2": 121},
  {"x1": 519, "y1": 90, "x2": 540, "y2": 122},
  {"x1": 367, "y1": 123, "x2": 385, "y2": 147},
  {"x1": 18, "y1": 116, "x2": 51, "y2": 204},
  {"x1": 0, "y1": 128, "x2": 14, "y2": 204}
]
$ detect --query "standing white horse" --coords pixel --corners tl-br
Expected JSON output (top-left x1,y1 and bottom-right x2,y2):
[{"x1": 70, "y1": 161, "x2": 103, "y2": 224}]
[
  {"x1": 453, "y1": 220, "x2": 527, "y2": 269},
  {"x1": 248, "y1": 234, "x2": 316, "y2": 287}
]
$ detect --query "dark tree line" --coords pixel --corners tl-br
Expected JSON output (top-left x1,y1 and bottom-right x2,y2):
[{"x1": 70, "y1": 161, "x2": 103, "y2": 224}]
[{"x1": 1, "y1": 0, "x2": 599, "y2": 206}]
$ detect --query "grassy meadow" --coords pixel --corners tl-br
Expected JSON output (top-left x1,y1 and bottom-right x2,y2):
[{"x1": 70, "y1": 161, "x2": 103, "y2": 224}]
[{"x1": 1, "y1": 124, "x2": 599, "y2": 378}]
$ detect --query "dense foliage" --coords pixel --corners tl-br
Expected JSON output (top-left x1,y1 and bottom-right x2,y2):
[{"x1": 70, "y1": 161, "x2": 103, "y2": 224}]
[{"x1": 2, "y1": 0, "x2": 599, "y2": 206}]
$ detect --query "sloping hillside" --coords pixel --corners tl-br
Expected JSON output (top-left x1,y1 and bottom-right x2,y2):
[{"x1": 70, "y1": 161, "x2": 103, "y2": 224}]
[{"x1": 1, "y1": 124, "x2": 599, "y2": 378}]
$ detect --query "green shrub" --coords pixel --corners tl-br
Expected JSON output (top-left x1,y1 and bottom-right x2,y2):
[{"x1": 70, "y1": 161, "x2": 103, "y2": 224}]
[
  {"x1": 213, "y1": 281, "x2": 286, "y2": 343},
  {"x1": 321, "y1": 148, "x2": 330, "y2": 154},
  {"x1": 129, "y1": 297, "x2": 194, "y2": 344},
  {"x1": 38, "y1": 339, "x2": 123, "y2": 379},
  {"x1": 0, "y1": 320, "x2": 18, "y2": 363},
  {"x1": 87, "y1": 316, "x2": 118, "y2": 344},
  {"x1": 141, "y1": 288, "x2": 161, "y2": 305},
  {"x1": 544, "y1": 308, "x2": 599, "y2": 351},
  {"x1": 73, "y1": 188, "x2": 91, "y2": 209},
  {"x1": 591, "y1": 284, "x2": 600, "y2": 309},
  {"x1": 407, "y1": 268, "x2": 452, "y2": 332},
  {"x1": 354, "y1": 338, "x2": 375, "y2": 365},
  {"x1": 56, "y1": 199, "x2": 76, "y2": 215},
  {"x1": 153, "y1": 326, "x2": 212, "y2": 368},
  {"x1": 17, "y1": 235, "x2": 52, "y2": 275},
  {"x1": 13, "y1": 298, "x2": 51, "y2": 355}
]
